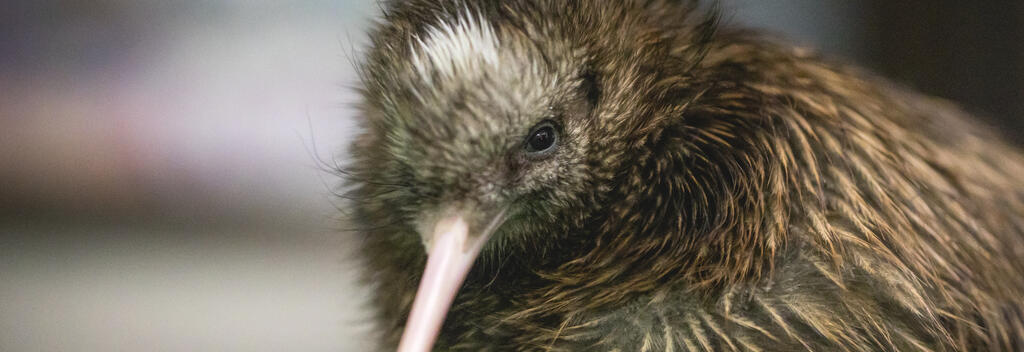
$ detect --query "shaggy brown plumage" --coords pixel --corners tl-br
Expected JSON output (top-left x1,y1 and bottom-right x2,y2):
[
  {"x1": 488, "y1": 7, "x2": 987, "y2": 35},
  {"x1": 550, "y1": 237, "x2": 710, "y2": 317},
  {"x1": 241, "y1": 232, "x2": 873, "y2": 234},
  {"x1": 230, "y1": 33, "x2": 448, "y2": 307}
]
[{"x1": 345, "y1": 0, "x2": 1024, "y2": 350}]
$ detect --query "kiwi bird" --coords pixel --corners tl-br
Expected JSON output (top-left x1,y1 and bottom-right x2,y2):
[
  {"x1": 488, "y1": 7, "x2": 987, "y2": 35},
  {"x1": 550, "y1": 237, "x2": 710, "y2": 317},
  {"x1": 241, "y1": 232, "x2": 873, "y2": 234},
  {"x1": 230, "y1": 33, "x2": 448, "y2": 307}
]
[{"x1": 345, "y1": 0, "x2": 1024, "y2": 351}]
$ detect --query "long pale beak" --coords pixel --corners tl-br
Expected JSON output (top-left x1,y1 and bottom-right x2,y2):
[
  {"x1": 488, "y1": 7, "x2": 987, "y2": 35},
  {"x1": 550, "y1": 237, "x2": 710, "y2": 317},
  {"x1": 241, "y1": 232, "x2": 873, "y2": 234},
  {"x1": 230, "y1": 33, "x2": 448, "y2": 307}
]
[{"x1": 396, "y1": 211, "x2": 504, "y2": 352}]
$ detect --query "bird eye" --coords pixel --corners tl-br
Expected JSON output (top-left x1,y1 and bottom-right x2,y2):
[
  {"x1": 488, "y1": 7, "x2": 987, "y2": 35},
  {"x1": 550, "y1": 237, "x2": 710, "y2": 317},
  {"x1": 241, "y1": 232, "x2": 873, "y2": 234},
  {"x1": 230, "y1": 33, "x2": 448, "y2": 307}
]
[{"x1": 525, "y1": 122, "x2": 558, "y2": 154}]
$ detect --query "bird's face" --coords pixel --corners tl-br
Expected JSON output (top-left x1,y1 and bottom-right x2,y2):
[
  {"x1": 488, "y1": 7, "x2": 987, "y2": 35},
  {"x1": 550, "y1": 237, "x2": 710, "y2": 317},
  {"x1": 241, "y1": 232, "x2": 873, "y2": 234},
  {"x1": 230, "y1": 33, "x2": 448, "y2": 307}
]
[
  {"x1": 373, "y1": 13, "x2": 596, "y2": 246},
  {"x1": 357, "y1": 8, "x2": 603, "y2": 351}
]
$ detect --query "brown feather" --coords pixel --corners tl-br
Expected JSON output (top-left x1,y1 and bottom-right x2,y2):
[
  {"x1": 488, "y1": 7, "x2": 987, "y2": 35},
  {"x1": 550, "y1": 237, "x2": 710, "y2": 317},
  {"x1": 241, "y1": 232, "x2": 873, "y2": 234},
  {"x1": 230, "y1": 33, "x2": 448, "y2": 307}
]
[{"x1": 348, "y1": 1, "x2": 1024, "y2": 350}]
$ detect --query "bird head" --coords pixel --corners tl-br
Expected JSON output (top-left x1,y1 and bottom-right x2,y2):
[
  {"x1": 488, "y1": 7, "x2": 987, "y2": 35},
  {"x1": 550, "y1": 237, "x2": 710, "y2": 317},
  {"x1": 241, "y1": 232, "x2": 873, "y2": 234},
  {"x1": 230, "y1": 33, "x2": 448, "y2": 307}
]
[{"x1": 352, "y1": 1, "x2": 720, "y2": 351}]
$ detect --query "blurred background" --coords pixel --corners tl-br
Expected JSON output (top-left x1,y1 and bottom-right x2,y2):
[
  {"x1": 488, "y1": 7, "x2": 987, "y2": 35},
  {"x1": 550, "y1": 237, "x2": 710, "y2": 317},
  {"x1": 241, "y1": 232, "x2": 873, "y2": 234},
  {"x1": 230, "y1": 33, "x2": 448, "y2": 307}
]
[{"x1": 1, "y1": 1, "x2": 1020, "y2": 351}]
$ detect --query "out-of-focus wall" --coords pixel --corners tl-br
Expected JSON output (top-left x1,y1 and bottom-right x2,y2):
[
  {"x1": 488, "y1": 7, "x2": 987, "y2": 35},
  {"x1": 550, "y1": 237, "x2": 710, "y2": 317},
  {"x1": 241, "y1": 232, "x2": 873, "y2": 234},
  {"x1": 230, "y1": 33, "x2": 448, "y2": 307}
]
[
  {"x1": 1, "y1": 1, "x2": 371, "y2": 222},
  {"x1": 2, "y1": 2, "x2": 381, "y2": 351},
  {"x1": 725, "y1": 0, "x2": 867, "y2": 62},
  {"x1": 864, "y1": 0, "x2": 1024, "y2": 141}
]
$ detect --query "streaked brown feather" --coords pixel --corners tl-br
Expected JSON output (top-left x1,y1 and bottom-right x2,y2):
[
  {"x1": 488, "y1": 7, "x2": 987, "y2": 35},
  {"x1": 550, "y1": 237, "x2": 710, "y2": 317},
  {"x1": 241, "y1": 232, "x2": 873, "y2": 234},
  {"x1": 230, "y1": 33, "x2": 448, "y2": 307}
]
[{"x1": 349, "y1": 0, "x2": 1024, "y2": 350}]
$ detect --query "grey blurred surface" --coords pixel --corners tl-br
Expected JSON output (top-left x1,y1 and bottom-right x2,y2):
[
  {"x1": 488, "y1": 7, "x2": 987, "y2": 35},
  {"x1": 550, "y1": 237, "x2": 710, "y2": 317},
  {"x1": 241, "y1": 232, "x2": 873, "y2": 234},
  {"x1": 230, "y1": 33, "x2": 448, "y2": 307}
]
[
  {"x1": 2, "y1": 1, "x2": 1017, "y2": 351},
  {"x1": 1, "y1": 1, "x2": 380, "y2": 351},
  {"x1": 1, "y1": 221, "x2": 374, "y2": 351}
]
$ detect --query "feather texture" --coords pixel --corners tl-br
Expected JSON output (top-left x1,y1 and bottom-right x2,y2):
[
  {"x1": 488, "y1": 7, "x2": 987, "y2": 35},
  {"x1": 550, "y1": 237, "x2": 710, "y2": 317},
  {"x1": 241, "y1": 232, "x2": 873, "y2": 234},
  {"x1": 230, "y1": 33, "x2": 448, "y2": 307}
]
[{"x1": 348, "y1": 1, "x2": 1024, "y2": 350}]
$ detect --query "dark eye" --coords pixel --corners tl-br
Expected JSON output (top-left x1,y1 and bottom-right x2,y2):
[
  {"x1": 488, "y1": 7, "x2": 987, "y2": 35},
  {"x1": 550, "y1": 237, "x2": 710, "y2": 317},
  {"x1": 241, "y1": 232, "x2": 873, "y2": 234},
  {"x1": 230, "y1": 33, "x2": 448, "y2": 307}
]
[{"x1": 525, "y1": 122, "x2": 558, "y2": 154}]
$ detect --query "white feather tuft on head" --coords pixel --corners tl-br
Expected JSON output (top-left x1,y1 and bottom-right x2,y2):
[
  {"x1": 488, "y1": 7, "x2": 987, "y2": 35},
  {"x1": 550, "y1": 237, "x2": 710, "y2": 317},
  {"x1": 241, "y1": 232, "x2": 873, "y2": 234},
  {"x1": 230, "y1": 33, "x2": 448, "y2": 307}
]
[{"x1": 410, "y1": 8, "x2": 501, "y2": 84}]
